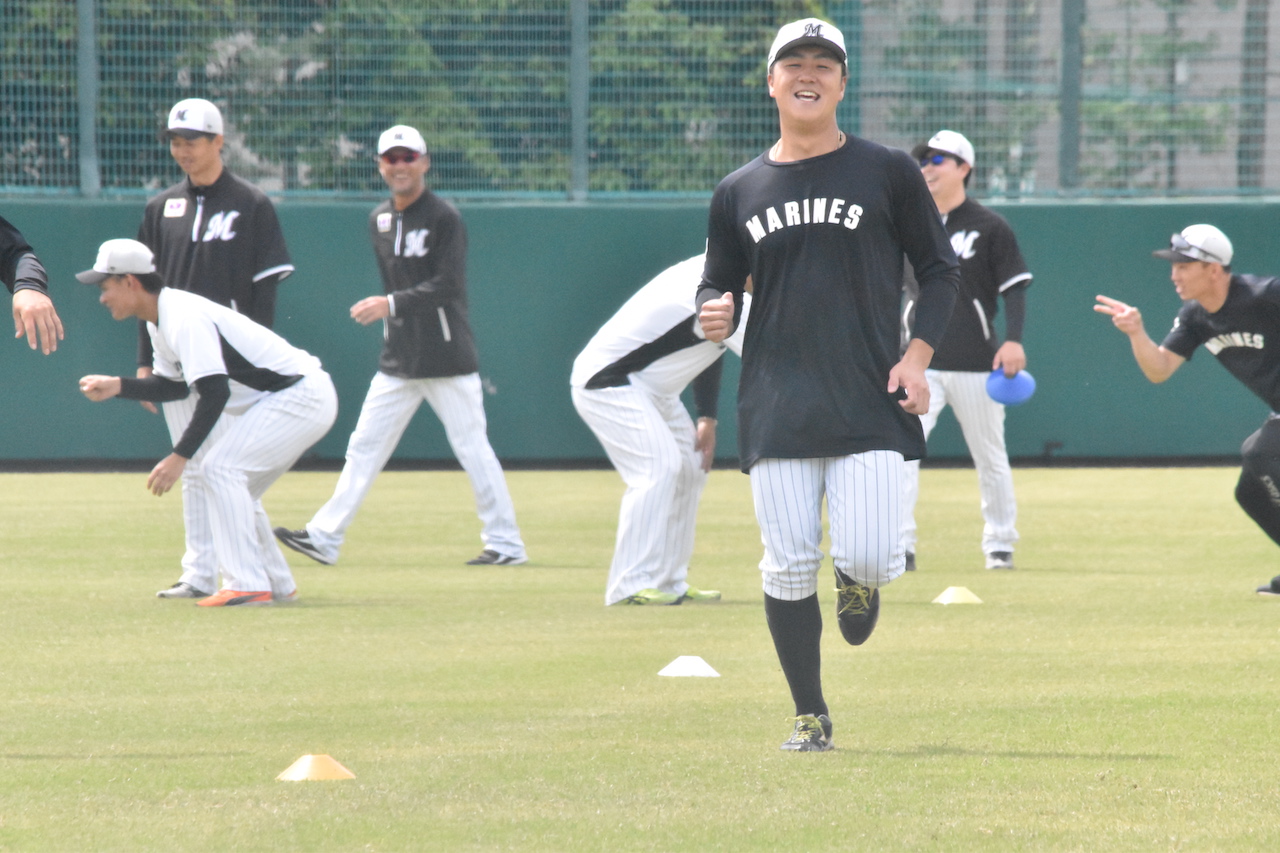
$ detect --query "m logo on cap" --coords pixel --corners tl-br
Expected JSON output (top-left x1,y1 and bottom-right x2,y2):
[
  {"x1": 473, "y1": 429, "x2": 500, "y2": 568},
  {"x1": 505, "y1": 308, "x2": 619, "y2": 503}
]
[
  {"x1": 176, "y1": 109, "x2": 188, "y2": 121},
  {"x1": 804, "y1": 22, "x2": 823, "y2": 38}
]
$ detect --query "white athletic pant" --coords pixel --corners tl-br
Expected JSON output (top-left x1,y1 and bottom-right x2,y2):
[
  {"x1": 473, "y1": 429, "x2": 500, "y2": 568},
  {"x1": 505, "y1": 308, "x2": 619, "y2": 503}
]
[
  {"x1": 900, "y1": 369, "x2": 1018, "y2": 556},
  {"x1": 164, "y1": 392, "x2": 237, "y2": 594},
  {"x1": 305, "y1": 371, "x2": 525, "y2": 562},
  {"x1": 572, "y1": 384, "x2": 705, "y2": 605},
  {"x1": 750, "y1": 452, "x2": 907, "y2": 601},
  {"x1": 192, "y1": 372, "x2": 338, "y2": 593}
]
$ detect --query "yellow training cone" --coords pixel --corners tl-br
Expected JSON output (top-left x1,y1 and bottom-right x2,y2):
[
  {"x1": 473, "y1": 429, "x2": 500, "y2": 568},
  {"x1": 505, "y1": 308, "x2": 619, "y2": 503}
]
[
  {"x1": 932, "y1": 586, "x2": 983, "y2": 605},
  {"x1": 276, "y1": 754, "x2": 356, "y2": 781}
]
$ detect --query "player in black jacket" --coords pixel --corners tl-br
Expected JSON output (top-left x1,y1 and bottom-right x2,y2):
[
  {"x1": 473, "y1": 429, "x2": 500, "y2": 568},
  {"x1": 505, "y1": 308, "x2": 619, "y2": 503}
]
[
  {"x1": 697, "y1": 19, "x2": 959, "y2": 752},
  {"x1": 1096, "y1": 224, "x2": 1280, "y2": 595},
  {"x1": 274, "y1": 125, "x2": 526, "y2": 568},
  {"x1": 1, "y1": 214, "x2": 62, "y2": 354},
  {"x1": 136, "y1": 97, "x2": 296, "y2": 601}
]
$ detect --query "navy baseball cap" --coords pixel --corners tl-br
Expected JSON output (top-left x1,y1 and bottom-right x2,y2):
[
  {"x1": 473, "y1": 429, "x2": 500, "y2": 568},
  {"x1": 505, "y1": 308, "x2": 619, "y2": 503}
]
[{"x1": 767, "y1": 18, "x2": 847, "y2": 69}]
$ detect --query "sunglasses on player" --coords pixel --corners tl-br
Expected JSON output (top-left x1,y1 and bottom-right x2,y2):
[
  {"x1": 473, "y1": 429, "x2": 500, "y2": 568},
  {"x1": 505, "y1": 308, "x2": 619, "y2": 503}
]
[
  {"x1": 918, "y1": 153, "x2": 952, "y2": 167},
  {"x1": 380, "y1": 150, "x2": 421, "y2": 165},
  {"x1": 1169, "y1": 232, "x2": 1224, "y2": 264}
]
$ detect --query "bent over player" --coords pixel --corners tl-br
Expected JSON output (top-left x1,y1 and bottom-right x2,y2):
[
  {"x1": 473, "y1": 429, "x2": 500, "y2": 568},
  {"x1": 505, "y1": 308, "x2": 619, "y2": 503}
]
[
  {"x1": 138, "y1": 98, "x2": 296, "y2": 601},
  {"x1": 1096, "y1": 225, "x2": 1280, "y2": 597},
  {"x1": 901, "y1": 129, "x2": 1033, "y2": 572},
  {"x1": 274, "y1": 125, "x2": 526, "y2": 567},
  {"x1": 77, "y1": 239, "x2": 337, "y2": 606},
  {"x1": 697, "y1": 19, "x2": 959, "y2": 752},
  {"x1": 572, "y1": 254, "x2": 750, "y2": 606},
  {"x1": 1, "y1": 214, "x2": 63, "y2": 355}
]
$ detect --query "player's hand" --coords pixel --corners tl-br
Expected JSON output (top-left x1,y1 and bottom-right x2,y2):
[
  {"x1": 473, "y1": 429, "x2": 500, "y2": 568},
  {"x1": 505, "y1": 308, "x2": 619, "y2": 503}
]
[
  {"x1": 134, "y1": 366, "x2": 158, "y2": 413},
  {"x1": 13, "y1": 289, "x2": 63, "y2": 354},
  {"x1": 78, "y1": 375, "x2": 122, "y2": 402},
  {"x1": 890, "y1": 339, "x2": 934, "y2": 415},
  {"x1": 698, "y1": 292, "x2": 734, "y2": 343},
  {"x1": 694, "y1": 417, "x2": 717, "y2": 473},
  {"x1": 146, "y1": 453, "x2": 187, "y2": 496},
  {"x1": 350, "y1": 295, "x2": 391, "y2": 326},
  {"x1": 992, "y1": 341, "x2": 1026, "y2": 376},
  {"x1": 1094, "y1": 295, "x2": 1145, "y2": 337}
]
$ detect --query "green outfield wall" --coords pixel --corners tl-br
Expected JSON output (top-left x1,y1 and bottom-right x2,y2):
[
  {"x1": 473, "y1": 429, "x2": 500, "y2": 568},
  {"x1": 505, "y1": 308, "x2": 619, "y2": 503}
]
[{"x1": 4, "y1": 197, "x2": 1279, "y2": 466}]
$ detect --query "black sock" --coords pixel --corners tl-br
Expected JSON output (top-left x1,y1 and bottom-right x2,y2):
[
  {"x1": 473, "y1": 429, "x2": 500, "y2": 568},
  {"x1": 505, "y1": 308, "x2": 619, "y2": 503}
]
[
  {"x1": 763, "y1": 592, "x2": 827, "y2": 718},
  {"x1": 1236, "y1": 472, "x2": 1280, "y2": 547}
]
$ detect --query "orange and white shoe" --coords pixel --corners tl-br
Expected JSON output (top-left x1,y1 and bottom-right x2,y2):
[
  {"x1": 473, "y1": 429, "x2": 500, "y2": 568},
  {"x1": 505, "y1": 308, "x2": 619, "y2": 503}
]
[{"x1": 196, "y1": 589, "x2": 273, "y2": 607}]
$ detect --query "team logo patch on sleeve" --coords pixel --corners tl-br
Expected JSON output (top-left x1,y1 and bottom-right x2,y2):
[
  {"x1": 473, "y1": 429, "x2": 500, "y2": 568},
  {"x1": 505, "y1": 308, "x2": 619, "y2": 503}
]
[
  {"x1": 164, "y1": 198, "x2": 187, "y2": 218},
  {"x1": 377, "y1": 212, "x2": 393, "y2": 232}
]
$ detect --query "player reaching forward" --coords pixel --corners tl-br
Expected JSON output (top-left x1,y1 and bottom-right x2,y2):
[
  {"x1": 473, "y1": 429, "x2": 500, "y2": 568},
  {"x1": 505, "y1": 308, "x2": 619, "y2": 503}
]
[
  {"x1": 77, "y1": 239, "x2": 336, "y2": 606},
  {"x1": 1096, "y1": 225, "x2": 1280, "y2": 597},
  {"x1": 697, "y1": 18, "x2": 959, "y2": 751},
  {"x1": 1, "y1": 214, "x2": 62, "y2": 354}
]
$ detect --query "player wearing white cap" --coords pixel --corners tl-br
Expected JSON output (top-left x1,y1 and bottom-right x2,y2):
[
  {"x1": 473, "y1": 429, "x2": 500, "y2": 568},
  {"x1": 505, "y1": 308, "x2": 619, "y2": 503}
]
[
  {"x1": 572, "y1": 254, "x2": 750, "y2": 606},
  {"x1": 1, "y1": 214, "x2": 63, "y2": 354},
  {"x1": 698, "y1": 18, "x2": 959, "y2": 751},
  {"x1": 77, "y1": 239, "x2": 337, "y2": 606},
  {"x1": 900, "y1": 129, "x2": 1033, "y2": 572},
  {"x1": 138, "y1": 97, "x2": 297, "y2": 601},
  {"x1": 273, "y1": 125, "x2": 526, "y2": 568},
  {"x1": 1096, "y1": 226, "x2": 1280, "y2": 597}
]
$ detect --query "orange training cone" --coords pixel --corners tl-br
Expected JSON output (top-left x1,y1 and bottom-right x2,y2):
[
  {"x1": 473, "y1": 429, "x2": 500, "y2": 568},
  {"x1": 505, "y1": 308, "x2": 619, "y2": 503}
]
[{"x1": 276, "y1": 754, "x2": 356, "y2": 781}]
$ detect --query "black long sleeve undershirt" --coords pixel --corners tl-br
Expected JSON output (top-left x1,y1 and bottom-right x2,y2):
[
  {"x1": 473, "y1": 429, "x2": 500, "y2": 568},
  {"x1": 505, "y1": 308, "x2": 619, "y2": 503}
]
[{"x1": 119, "y1": 374, "x2": 230, "y2": 459}]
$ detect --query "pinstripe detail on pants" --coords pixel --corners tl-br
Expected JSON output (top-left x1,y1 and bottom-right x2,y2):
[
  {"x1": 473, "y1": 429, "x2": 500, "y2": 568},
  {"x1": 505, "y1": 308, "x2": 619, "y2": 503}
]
[
  {"x1": 751, "y1": 452, "x2": 906, "y2": 601},
  {"x1": 572, "y1": 384, "x2": 705, "y2": 605}
]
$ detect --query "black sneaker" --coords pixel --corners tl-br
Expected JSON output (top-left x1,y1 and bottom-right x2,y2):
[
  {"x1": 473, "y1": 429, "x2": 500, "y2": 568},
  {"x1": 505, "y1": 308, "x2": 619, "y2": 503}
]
[
  {"x1": 904, "y1": 551, "x2": 916, "y2": 572},
  {"x1": 273, "y1": 527, "x2": 335, "y2": 565},
  {"x1": 835, "y1": 573, "x2": 880, "y2": 646},
  {"x1": 1256, "y1": 576, "x2": 1280, "y2": 596},
  {"x1": 466, "y1": 549, "x2": 528, "y2": 566},
  {"x1": 780, "y1": 714, "x2": 833, "y2": 752},
  {"x1": 985, "y1": 551, "x2": 1015, "y2": 570}
]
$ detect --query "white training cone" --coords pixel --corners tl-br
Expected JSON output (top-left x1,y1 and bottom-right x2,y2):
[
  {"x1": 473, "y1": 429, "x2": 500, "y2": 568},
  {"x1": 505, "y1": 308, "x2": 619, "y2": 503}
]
[
  {"x1": 658, "y1": 655, "x2": 720, "y2": 677},
  {"x1": 932, "y1": 586, "x2": 983, "y2": 605},
  {"x1": 276, "y1": 754, "x2": 356, "y2": 781}
]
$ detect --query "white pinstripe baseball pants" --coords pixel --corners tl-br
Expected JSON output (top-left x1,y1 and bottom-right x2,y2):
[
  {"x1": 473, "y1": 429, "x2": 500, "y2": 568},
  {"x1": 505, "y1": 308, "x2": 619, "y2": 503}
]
[
  {"x1": 751, "y1": 451, "x2": 907, "y2": 601},
  {"x1": 304, "y1": 371, "x2": 525, "y2": 561},
  {"x1": 901, "y1": 369, "x2": 1018, "y2": 556},
  {"x1": 572, "y1": 384, "x2": 705, "y2": 605},
  {"x1": 194, "y1": 372, "x2": 338, "y2": 593},
  {"x1": 164, "y1": 393, "x2": 236, "y2": 594}
]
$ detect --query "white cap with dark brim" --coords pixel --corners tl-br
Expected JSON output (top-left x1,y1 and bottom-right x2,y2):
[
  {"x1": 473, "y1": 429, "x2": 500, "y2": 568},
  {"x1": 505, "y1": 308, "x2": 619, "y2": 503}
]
[
  {"x1": 1152, "y1": 224, "x2": 1233, "y2": 266},
  {"x1": 767, "y1": 18, "x2": 847, "y2": 69},
  {"x1": 167, "y1": 98, "x2": 224, "y2": 139},
  {"x1": 911, "y1": 129, "x2": 976, "y2": 168},
  {"x1": 76, "y1": 239, "x2": 157, "y2": 284}
]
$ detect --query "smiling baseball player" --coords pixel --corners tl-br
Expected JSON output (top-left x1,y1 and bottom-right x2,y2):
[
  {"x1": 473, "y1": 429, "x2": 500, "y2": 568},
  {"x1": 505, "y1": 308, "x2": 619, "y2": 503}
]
[
  {"x1": 77, "y1": 239, "x2": 336, "y2": 606},
  {"x1": 137, "y1": 98, "x2": 296, "y2": 601}
]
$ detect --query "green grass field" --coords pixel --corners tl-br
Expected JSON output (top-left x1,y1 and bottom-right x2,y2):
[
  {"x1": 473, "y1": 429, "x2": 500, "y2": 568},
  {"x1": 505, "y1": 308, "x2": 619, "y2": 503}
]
[{"x1": 2, "y1": 467, "x2": 1279, "y2": 851}]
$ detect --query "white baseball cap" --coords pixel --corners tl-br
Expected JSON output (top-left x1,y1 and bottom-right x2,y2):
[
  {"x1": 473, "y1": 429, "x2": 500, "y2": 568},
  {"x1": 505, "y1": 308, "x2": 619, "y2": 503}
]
[
  {"x1": 377, "y1": 125, "x2": 427, "y2": 156},
  {"x1": 767, "y1": 18, "x2": 847, "y2": 69},
  {"x1": 1153, "y1": 224, "x2": 1234, "y2": 266},
  {"x1": 76, "y1": 239, "x2": 157, "y2": 285},
  {"x1": 167, "y1": 98, "x2": 224, "y2": 138},
  {"x1": 912, "y1": 129, "x2": 975, "y2": 168}
]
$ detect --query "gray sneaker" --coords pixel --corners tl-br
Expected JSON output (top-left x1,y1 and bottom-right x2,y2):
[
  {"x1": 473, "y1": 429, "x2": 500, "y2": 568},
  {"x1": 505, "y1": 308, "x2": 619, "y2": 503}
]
[
  {"x1": 273, "y1": 527, "x2": 334, "y2": 565},
  {"x1": 156, "y1": 582, "x2": 210, "y2": 599},
  {"x1": 985, "y1": 551, "x2": 1015, "y2": 570},
  {"x1": 780, "y1": 714, "x2": 833, "y2": 752}
]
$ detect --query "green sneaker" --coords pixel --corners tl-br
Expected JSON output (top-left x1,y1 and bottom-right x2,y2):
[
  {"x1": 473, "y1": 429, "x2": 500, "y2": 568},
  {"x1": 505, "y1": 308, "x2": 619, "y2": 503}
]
[
  {"x1": 780, "y1": 714, "x2": 833, "y2": 752},
  {"x1": 620, "y1": 588, "x2": 681, "y2": 605},
  {"x1": 835, "y1": 573, "x2": 880, "y2": 646},
  {"x1": 679, "y1": 586, "x2": 721, "y2": 603}
]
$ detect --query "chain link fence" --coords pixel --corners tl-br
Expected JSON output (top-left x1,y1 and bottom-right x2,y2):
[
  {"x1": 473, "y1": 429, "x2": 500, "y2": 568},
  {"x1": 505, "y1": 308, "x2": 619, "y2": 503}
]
[{"x1": 2, "y1": 0, "x2": 1276, "y2": 200}]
